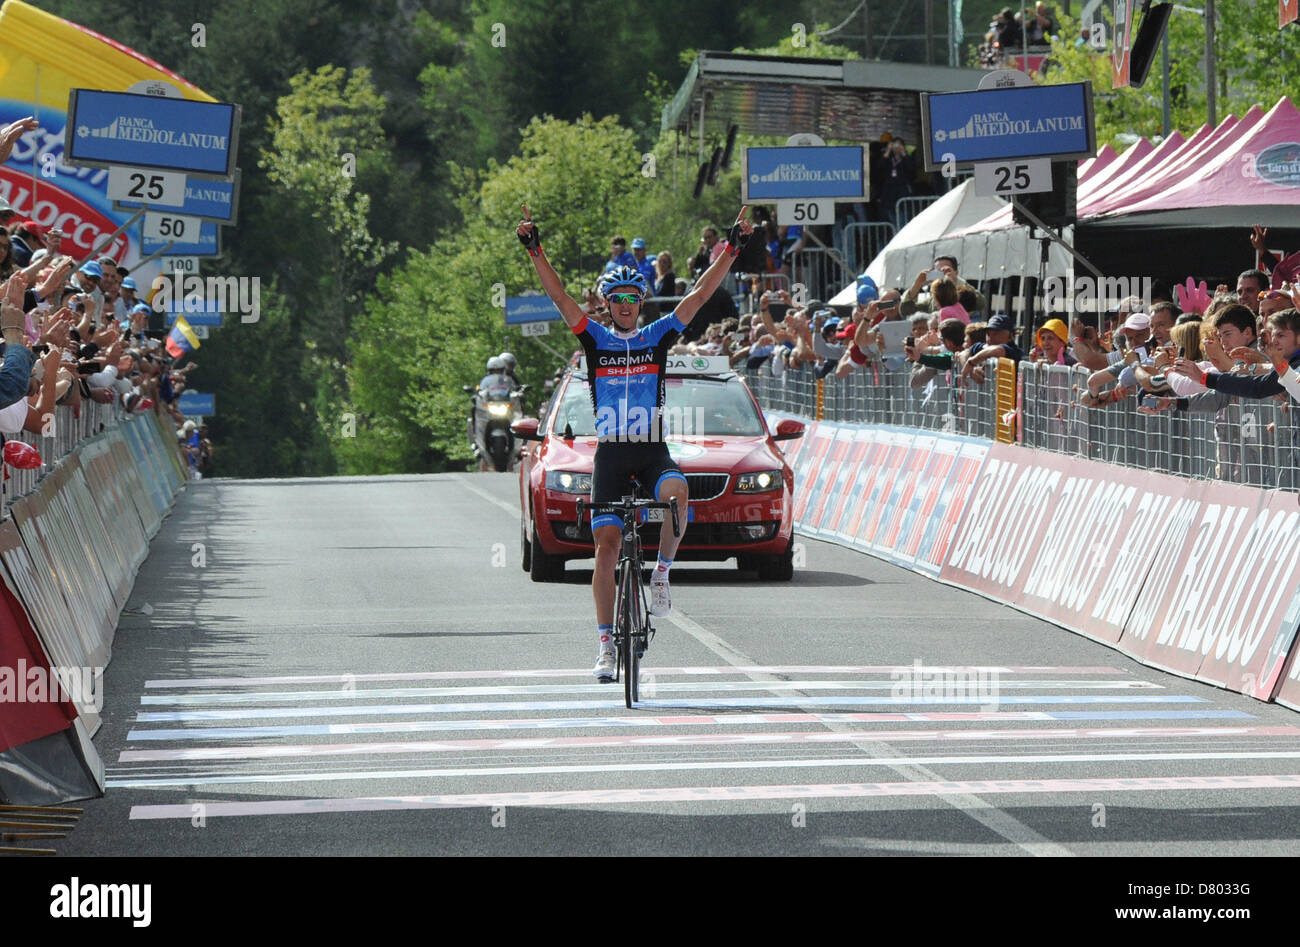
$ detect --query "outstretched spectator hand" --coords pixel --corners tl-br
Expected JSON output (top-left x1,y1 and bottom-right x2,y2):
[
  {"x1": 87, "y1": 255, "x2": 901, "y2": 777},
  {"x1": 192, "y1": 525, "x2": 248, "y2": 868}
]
[
  {"x1": 1228, "y1": 346, "x2": 1269, "y2": 365},
  {"x1": 0, "y1": 117, "x2": 36, "y2": 163},
  {"x1": 1175, "y1": 277, "x2": 1211, "y2": 316}
]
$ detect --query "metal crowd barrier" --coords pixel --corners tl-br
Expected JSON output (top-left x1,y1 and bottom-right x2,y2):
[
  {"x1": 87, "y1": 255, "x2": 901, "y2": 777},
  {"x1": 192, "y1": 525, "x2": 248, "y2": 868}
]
[
  {"x1": 788, "y1": 247, "x2": 852, "y2": 305},
  {"x1": 841, "y1": 222, "x2": 896, "y2": 275},
  {"x1": 893, "y1": 196, "x2": 939, "y2": 231},
  {"x1": 744, "y1": 354, "x2": 1300, "y2": 493},
  {"x1": 1018, "y1": 363, "x2": 1300, "y2": 490},
  {"x1": 744, "y1": 359, "x2": 999, "y2": 441},
  {"x1": 3, "y1": 401, "x2": 123, "y2": 510}
]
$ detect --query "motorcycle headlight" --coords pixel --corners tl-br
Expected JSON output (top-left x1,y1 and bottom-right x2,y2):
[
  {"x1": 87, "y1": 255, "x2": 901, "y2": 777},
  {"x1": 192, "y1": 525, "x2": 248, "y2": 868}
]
[
  {"x1": 734, "y1": 469, "x2": 783, "y2": 494},
  {"x1": 487, "y1": 403, "x2": 512, "y2": 417},
  {"x1": 546, "y1": 470, "x2": 593, "y2": 494}
]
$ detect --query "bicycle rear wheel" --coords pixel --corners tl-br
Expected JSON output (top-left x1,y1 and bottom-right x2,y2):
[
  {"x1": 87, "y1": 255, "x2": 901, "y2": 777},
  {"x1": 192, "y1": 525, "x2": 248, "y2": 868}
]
[{"x1": 621, "y1": 560, "x2": 639, "y2": 708}]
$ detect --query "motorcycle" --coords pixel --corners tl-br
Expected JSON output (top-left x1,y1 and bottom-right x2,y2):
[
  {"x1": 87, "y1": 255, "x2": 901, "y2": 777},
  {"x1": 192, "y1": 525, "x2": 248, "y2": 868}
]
[{"x1": 464, "y1": 382, "x2": 528, "y2": 472}]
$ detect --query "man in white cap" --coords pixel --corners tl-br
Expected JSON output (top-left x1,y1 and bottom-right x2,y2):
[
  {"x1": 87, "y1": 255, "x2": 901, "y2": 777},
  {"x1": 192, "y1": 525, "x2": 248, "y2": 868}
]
[{"x1": 1084, "y1": 310, "x2": 1156, "y2": 403}]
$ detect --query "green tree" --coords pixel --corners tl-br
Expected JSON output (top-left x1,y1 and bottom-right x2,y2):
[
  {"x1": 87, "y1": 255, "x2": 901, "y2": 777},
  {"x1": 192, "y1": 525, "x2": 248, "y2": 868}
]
[
  {"x1": 342, "y1": 115, "x2": 646, "y2": 472},
  {"x1": 1039, "y1": 6, "x2": 1300, "y2": 148}
]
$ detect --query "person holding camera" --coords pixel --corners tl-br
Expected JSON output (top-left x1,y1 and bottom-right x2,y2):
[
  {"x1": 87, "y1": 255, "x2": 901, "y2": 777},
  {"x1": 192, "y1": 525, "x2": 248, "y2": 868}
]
[{"x1": 878, "y1": 137, "x2": 915, "y2": 228}]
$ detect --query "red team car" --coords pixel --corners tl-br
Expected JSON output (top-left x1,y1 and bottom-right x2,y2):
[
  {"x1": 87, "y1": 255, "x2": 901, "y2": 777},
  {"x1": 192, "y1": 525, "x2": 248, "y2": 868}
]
[{"x1": 513, "y1": 355, "x2": 805, "y2": 582}]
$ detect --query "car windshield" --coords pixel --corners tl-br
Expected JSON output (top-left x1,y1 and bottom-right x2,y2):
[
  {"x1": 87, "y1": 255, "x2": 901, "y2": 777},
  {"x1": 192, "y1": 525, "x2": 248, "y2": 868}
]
[{"x1": 551, "y1": 375, "x2": 764, "y2": 437}]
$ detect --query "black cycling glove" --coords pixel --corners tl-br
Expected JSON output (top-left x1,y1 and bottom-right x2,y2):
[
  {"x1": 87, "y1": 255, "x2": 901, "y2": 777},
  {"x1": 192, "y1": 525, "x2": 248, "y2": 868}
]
[
  {"x1": 518, "y1": 220, "x2": 542, "y2": 253},
  {"x1": 726, "y1": 220, "x2": 751, "y2": 250}
]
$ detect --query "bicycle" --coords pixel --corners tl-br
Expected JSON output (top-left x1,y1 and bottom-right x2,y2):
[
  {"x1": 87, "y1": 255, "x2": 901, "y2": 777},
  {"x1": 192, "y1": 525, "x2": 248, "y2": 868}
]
[{"x1": 576, "y1": 494, "x2": 680, "y2": 708}]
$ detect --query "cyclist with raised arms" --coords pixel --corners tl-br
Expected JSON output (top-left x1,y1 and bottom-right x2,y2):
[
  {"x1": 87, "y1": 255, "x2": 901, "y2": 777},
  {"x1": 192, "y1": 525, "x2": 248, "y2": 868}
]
[{"x1": 517, "y1": 203, "x2": 754, "y2": 680}]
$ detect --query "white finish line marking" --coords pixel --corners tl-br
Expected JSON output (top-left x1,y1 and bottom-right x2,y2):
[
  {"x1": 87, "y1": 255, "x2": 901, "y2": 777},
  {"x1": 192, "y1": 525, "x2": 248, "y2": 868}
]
[
  {"x1": 106, "y1": 751, "x2": 1300, "y2": 789},
  {"x1": 142, "y1": 665, "x2": 1130, "y2": 689},
  {"x1": 129, "y1": 773, "x2": 1300, "y2": 819},
  {"x1": 138, "y1": 679, "x2": 1162, "y2": 705},
  {"x1": 123, "y1": 709, "x2": 1255, "y2": 742},
  {"x1": 132, "y1": 695, "x2": 1206, "y2": 724},
  {"x1": 660, "y1": 609, "x2": 1081, "y2": 856},
  {"x1": 118, "y1": 725, "x2": 1299, "y2": 764}
]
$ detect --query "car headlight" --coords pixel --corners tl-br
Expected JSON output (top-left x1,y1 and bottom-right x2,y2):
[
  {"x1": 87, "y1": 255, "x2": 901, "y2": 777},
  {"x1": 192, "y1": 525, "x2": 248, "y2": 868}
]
[
  {"x1": 734, "y1": 469, "x2": 783, "y2": 493},
  {"x1": 546, "y1": 470, "x2": 593, "y2": 494},
  {"x1": 487, "y1": 403, "x2": 512, "y2": 417}
]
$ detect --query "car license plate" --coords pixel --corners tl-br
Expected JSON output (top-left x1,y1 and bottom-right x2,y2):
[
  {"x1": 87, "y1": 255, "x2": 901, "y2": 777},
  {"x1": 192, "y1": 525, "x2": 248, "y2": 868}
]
[{"x1": 639, "y1": 506, "x2": 695, "y2": 523}]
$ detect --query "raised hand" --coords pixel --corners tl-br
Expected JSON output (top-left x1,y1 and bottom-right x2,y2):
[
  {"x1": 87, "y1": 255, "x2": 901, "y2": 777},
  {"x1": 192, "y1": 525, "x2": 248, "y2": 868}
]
[
  {"x1": 516, "y1": 204, "x2": 540, "y2": 251},
  {"x1": 1175, "y1": 277, "x2": 1211, "y2": 315},
  {"x1": 1251, "y1": 225, "x2": 1269, "y2": 252},
  {"x1": 0, "y1": 117, "x2": 37, "y2": 163},
  {"x1": 726, "y1": 206, "x2": 753, "y2": 248}
]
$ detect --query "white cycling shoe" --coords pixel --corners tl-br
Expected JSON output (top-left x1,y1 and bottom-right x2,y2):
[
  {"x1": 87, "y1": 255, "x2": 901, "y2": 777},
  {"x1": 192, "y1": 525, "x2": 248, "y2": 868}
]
[
  {"x1": 649, "y1": 574, "x2": 671, "y2": 617},
  {"x1": 593, "y1": 647, "x2": 617, "y2": 682}
]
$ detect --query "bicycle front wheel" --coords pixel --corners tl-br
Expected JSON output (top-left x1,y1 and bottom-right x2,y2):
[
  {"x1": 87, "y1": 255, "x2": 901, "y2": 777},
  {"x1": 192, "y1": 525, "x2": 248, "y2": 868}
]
[{"x1": 621, "y1": 560, "x2": 639, "y2": 708}]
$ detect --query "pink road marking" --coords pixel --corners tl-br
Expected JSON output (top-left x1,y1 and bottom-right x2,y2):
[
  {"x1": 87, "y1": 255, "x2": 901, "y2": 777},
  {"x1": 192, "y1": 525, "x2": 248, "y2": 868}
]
[
  {"x1": 130, "y1": 774, "x2": 1300, "y2": 820},
  {"x1": 116, "y1": 725, "x2": 1300, "y2": 764},
  {"x1": 143, "y1": 666, "x2": 1130, "y2": 689}
]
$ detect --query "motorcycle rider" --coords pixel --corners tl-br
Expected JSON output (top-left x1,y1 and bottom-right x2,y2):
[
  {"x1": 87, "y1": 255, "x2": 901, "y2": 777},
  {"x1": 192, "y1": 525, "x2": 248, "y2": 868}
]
[
  {"x1": 479, "y1": 355, "x2": 512, "y2": 392},
  {"x1": 469, "y1": 356, "x2": 513, "y2": 451},
  {"x1": 498, "y1": 352, "x2": 520, "y2": 385}
]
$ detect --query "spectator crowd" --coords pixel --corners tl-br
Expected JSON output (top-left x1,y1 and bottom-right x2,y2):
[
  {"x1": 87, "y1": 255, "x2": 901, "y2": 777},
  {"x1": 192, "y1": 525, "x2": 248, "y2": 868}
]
[
  {"x1": 571, "y1": 213, "x2": 1300, "y2": 488},
  {"x1": 0, "y1": 116, "x2": 213, "y2": 495}
]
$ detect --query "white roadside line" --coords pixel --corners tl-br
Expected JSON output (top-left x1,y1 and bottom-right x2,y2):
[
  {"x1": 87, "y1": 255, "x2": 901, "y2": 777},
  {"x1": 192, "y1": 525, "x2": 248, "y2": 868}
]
[
  {"x1": 455, "y1": 474, "x2": 521, "y2": 518},
  {"x1": 662, "y1": 608, "x2": 1078, "y2": 857}
]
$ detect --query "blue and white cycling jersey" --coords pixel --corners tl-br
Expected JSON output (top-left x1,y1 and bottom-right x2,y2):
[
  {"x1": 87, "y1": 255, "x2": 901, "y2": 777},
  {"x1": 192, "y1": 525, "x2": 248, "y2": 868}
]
[{"x1": 571, "y1": 312, "x2": 685, "y2": 442}]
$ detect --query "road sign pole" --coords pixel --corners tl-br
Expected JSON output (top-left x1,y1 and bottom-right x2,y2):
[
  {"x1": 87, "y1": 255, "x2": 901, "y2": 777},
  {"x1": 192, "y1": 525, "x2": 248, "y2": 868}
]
[
  {"x1": 126, "y1": 240, "x2": 177, "y2": 274},
  {"x1": 76, "y1": 207, "x2": 145, "y2": 267}
]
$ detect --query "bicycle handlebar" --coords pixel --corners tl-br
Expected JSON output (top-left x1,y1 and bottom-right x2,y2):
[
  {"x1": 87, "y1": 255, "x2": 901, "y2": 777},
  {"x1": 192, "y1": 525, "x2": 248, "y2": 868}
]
[{"x1": 576, "y1": 496, "x2": 681, "y2": 538}]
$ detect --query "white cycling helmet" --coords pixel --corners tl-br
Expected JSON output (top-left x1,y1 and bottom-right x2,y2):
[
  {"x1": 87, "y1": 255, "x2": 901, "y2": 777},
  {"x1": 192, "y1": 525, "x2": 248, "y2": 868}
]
[{"x1": 487, "y1": 356, "x2": 507, "y2": 373}]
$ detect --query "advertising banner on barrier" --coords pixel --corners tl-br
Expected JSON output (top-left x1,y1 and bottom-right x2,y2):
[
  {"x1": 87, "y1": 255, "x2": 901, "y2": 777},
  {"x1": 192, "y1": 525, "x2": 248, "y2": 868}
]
[
  {"x1": 791, "y1": 423, "x2": 835, "y2": 527},
  {"x1": 859, "y1": 429, "x2": 920, "y2": 555},
  {"x1": 58, "y1": 459, "x2": 127, "y2": 616},
  {"x1": 1278, "y1": 647, "x2": 1300, "y2": 711},
  {"x1": 1120, "y1": 481, "x2": 1300, "y2": 701},
  {"x1": 790, "y1": 424, "x2": 991, "y2": 578},
  {"x1": 940, "y1": 446, "x2": 1149, "y2": 644},
  {"x1": 151, "y1": 412, "x2": 189, "y2": 490},
  {"x1": 894, "y1": 436, "x2": 962, "y2": 571},
  {"x1": 110, "y1": 434, "x2": 161, "y2": 537},
  {"x1": 934, "y1": 442, "x2": 1300, "y2": 699},
  {"x1": 0, "y1": 509, "x2": 101, "y2": 733},
  {"x1": 819, "y1": 426, "x2": 873, "y2": 540},
  {"x1": 121, "y1": 419, "x2": 171, "y2": 517},
  {"x1": 67, "y1": 455, "x2": 131, "y2": 608},
  {"x1": 35, "y1": 473, "x2": 115, "y2": 657},
  {"x1": 825, "y1": 428, "x2": 878, "y2": 542},
  {"x1": 0, "y1": 529, "x2": 79, "y2": 753},
  {"x1": 79, "y1": 435, "x2": 149, "y2": 571},
  {"x1": 805, "y1": 425, "x2": 857, "y2": 536}
]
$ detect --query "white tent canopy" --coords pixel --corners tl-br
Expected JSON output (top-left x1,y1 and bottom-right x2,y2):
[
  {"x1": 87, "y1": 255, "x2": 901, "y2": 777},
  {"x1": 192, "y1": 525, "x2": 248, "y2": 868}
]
[{"x1": 829, "y1": 180, "x2": 1072, "y2": 307}]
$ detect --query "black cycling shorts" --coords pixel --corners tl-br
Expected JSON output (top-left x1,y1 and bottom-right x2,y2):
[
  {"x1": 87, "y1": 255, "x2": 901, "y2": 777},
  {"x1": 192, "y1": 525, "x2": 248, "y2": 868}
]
[{"x1": 589, "y1": 441, "x2": 687, "y2": 531}]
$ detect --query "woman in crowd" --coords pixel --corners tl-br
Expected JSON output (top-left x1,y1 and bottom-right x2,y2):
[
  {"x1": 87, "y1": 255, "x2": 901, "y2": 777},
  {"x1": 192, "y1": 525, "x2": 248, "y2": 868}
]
[{"x1": 654, "y1": 251, "x2": 675, "y2": 297}]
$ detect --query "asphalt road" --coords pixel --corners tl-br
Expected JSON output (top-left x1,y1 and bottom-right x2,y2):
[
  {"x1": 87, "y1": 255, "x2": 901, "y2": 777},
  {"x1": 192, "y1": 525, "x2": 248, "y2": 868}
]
[{"x1": 57, "y1": 472, "x2": 1300, "y2": 856}]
